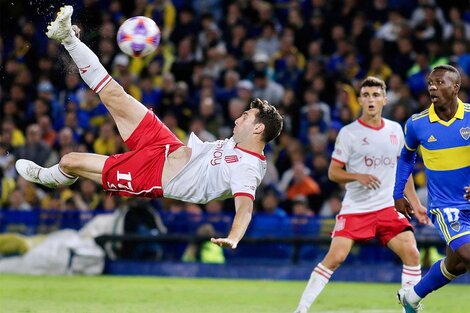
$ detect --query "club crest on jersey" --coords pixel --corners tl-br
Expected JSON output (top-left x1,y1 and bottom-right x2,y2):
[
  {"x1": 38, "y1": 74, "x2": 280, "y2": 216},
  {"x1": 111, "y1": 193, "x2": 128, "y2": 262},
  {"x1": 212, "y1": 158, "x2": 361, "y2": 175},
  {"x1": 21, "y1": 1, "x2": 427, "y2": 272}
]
[
  {"x1": 450, "y1": 221, "x2": 461, "y2": 232},
  {"x1": 390, "y1": 134, "x2": 398, "y2": 145},
  {"x1": 224, "y1": 155, "x2": 239, "y2": 163},
  {"x1": 460, "y1": 127, "x2": 470, "y2": 140}
]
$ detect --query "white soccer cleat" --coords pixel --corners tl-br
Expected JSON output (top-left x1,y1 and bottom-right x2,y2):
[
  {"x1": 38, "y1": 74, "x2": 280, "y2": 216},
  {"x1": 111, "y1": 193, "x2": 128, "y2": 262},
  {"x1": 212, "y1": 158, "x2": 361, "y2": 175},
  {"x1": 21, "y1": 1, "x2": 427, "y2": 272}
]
[
  {"x1": 397, "y1": 288, "x2": 423, "y2": 313},
  {"x1": 15, "y1": 159, "x2": 58, "y2": 188},
  {"x1": 46, "y1": 5, "x2": 74, "y2": 42}
]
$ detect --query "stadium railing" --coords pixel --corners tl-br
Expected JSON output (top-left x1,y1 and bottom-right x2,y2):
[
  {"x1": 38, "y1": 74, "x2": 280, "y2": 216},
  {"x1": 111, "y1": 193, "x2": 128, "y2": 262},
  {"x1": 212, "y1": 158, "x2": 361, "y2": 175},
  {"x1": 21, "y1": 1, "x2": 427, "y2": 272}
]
[{"x1": 0, "y1": 208, "x2": 444, "y2": 264}]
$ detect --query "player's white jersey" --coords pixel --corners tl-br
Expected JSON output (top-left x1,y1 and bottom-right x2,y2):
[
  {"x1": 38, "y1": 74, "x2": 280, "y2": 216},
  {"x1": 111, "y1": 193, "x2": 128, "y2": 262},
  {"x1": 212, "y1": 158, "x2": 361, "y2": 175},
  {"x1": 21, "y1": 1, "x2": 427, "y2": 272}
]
[
  {"x1": 331, "y1": 118, "x2": 404, "y2": 214},
  {"x1": 163, "y1": 133, "x2": 267, "y2": 204}
]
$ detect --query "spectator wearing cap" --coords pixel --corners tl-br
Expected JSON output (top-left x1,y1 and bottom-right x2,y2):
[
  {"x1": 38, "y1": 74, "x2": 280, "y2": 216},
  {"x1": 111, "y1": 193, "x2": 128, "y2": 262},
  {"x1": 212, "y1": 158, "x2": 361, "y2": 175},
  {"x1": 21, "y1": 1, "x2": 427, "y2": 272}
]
[
  {"x1": 236, "y1": 79, "x2": 254, "y2": 107},
  {"x1": 36, "y1": 80, "x2": 64, "y2": 130},
  {"x1": 252, "y1": 51, "x2": 274, "y2": 80},
  {"x1": 111, "y1": 53, "x2": 130, "y2": 79}
]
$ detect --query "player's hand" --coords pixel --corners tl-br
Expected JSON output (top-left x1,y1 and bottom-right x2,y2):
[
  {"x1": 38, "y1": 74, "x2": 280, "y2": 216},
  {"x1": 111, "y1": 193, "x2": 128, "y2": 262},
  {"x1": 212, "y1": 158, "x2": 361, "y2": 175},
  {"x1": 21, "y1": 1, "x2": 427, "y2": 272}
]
[
  {"x1": 464, "y1": 186, "x2": 470, "y2": 201},
  {"x1": 356, "y1": 174, "x2": 381, "y2": 190},
  {"x1": 210, "y1": 237, "x2": 238, "y2": 249},
  {"x1": 395, "y1": 197, "x2": 413, "y2": 220},
  {"x1": 412, "y1": 204, "x2": 429, "y2": 224}
]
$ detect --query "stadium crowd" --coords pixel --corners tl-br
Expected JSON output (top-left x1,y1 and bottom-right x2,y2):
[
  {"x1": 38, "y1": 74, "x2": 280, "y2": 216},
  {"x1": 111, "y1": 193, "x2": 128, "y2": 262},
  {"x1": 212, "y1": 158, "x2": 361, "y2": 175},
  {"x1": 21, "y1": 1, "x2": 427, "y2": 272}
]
[{"x1": 1, "y1": 0, "x2": 470, "y2": 238}]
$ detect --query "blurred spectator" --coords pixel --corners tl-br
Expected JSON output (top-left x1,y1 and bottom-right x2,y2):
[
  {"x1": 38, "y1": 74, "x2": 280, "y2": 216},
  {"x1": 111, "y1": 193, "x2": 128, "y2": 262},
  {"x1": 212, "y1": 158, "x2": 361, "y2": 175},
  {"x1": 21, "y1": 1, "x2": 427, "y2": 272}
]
[
  {"x1": 182, "y1": 223, "x2": 225, "y2": 264},
  {"x1": 72, "y1": 180, "x2": 102, "y2": 212},
  {"x1": 188, "y1": 117, "x2": 216, "y2": 142},
  {"x1": 252, "y1": 70, "x2": 284, "y2": 106},
  {"x1": 38, "y1": 116, "x2": 57, "y2": 148},
  {"x1": 13, "y1": 124, "x2": 58, "y2": 168},
  {"x1": 7, "y1": 188, "x2": 32, "y2": 211},
  {"x1": 93, "y1": 121, "x2": 120, "y2": 155},
  {"x1": 0, "y1": 142, "x2": 16, "y2": 179},
  {"x1": 0, "y1": 166, "x2": 15, "y2": 208}
]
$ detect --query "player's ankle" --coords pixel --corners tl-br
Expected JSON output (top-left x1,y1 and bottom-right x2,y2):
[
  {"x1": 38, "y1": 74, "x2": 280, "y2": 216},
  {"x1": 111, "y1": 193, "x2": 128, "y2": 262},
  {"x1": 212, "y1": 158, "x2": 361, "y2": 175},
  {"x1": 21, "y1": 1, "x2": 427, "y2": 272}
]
[
  {"x1": 62, "y1": 32, "x2": 79, "y2": 48},
  {"x1": 406, "y1": 287, "x2": 422, "y2": 305}
]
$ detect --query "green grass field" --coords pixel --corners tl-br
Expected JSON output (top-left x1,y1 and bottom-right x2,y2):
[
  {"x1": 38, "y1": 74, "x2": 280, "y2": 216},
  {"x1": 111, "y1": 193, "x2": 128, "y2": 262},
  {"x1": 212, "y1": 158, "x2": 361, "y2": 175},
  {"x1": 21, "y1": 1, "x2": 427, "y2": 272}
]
[{"x1": 0, "y1": 275, "x2": 468, "y2": 312}]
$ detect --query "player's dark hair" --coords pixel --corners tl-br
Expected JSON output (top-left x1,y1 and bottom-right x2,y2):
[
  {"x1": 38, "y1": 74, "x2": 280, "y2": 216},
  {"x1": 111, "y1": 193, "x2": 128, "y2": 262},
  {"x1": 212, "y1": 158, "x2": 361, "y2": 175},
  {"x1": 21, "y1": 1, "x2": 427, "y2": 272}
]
[
  {"x1": 432, "y1": 65, "x2": 461, "y2": 85},
  {"x1": 360, "y1": 76, "x2": 386, "y2": 94},
  {"x1": 250, "y1": 98, "x2": 283, "y2": 143}
]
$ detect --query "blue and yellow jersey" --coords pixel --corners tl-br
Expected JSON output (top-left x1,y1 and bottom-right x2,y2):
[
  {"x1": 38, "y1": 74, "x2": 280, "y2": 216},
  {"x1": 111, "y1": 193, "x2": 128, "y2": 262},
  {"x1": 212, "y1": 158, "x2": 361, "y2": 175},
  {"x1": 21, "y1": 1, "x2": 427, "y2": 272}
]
[{"x1": 404, "y1": 99, "x2": 470, "y2": 208}]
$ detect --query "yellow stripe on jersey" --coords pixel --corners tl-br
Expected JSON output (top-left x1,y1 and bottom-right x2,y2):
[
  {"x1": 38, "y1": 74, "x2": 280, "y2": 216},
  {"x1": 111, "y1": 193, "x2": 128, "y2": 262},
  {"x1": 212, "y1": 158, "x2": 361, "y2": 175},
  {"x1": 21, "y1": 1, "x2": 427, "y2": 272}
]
[
  {"x1": 412, "y1": 110, "x2": 429, "y2": 121},
  {"x1": 430, "y1": 209, "x2": 451, "y2": 242},
  {"x1": 420, "y1": 145, "x2": 470, "y2": 170},
  {"x1": 404, "y1": 142, "x2": 416, "y2": 151}
]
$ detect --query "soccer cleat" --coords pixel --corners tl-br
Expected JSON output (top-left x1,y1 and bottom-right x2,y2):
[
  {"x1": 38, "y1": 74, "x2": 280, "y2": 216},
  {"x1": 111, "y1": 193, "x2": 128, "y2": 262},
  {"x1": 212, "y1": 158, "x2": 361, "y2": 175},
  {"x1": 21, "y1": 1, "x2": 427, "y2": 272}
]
[
  {"x1": 397, "y1": 288, "x2": 423, "y2": 313},
  {"x1": 46, "y1": 5, "x2": 74, "y2": 42},
  {"x1": 15, "y1": 159, "x2": 58, "y2": 188}
]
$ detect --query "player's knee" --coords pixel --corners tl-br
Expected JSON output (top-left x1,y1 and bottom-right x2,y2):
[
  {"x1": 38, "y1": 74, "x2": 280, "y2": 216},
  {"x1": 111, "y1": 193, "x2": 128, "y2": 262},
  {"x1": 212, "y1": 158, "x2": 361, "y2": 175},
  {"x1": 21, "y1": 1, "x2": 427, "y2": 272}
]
[{"x1": 59, "y1": 152, "x2": 82, "y2": 172}]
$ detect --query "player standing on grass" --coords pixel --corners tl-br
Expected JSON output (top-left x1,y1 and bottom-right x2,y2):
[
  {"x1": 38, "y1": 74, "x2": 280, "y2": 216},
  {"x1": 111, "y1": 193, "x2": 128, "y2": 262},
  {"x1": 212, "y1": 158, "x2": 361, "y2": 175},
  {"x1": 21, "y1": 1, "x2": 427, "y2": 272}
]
[
  {"x1": 394, "y1": 65, "x2": 470, "y2": 312},
  {"x1": 293, "y1": 77, "x2": 427, "y2": 313},
  {"x1": 15, "y1": 6, "x2": 283, "y2": 250}
]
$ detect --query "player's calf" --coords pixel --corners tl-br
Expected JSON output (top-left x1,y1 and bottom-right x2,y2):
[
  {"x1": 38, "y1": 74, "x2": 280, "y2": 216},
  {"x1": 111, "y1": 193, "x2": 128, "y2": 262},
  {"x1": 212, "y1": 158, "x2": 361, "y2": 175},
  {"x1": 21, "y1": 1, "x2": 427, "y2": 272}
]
[{"x1": 15, "y1": 159, "x2": 77, "y2": 188}]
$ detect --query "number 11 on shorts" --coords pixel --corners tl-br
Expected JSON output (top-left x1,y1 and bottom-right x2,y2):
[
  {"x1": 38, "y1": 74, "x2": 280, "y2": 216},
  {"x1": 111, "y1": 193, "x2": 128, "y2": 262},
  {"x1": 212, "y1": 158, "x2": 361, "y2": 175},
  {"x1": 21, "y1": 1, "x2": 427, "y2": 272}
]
[{"x1": 117, "y1": 171, "x2": 133, "y2": 191}]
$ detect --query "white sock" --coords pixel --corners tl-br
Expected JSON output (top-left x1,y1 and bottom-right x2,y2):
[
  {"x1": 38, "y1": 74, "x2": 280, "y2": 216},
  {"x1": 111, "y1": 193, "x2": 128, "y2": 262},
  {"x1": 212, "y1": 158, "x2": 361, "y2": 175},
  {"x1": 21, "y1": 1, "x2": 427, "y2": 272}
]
[
  {"x1": 402, "y1": 264, "x2": 422, "y2": 289},
  {"x1": 296, "y1": 263, "x2": 333, "y2": 310},
  {"x1": 39, "y1": 164, "x2": 78, "y2": 186},
  {"x1": 62, "y1": 34, "x2": 112, "y2": 93},
  {"x1": 407, "y1": 286, "x2": 422, "y2": 304}
]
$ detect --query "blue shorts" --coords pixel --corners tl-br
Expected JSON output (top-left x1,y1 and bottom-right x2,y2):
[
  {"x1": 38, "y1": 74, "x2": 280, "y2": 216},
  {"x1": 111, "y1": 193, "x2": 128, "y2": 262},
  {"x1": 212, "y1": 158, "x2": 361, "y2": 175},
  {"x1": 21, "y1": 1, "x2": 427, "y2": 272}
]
[{"x1": 428, "y1": 207, "x2": 470, "y2": 251}]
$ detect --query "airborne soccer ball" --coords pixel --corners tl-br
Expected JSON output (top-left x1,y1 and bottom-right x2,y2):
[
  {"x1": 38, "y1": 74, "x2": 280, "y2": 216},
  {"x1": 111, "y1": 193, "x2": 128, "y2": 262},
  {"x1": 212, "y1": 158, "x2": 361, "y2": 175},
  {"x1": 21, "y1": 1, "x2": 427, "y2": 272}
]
[{"x1": 117, "y1": 16, "x2": 161, "y2": 57}]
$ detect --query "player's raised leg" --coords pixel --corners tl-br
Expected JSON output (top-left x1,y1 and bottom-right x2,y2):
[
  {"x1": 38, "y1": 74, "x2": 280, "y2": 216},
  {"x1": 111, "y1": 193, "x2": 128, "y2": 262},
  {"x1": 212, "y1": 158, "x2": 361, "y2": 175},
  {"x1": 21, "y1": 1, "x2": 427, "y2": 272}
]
[
  {"x1": 46, "y1": 5, "x2": 148, "y2": 141},
  {"x1": 294, "y1": 237, "x2": 353, "y2": 313}
]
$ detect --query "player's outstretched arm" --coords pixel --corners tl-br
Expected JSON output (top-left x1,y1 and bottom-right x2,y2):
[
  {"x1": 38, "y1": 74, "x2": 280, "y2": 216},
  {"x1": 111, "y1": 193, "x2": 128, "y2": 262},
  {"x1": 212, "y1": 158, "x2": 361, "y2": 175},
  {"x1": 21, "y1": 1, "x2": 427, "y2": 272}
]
[
  {"x1": 404, "y1": 175, "x2": 429, "y2": 224},
  {"x1": 211, "y1": 196, "x2": 253, "y2": 249}
]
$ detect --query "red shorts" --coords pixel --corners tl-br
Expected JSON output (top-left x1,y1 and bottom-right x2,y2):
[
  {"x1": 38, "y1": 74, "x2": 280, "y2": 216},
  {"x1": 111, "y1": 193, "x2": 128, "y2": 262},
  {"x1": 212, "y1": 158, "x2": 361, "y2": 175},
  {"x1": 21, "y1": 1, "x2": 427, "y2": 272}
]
[
  {"x1": 331, "y1": 207, "x2": 413, "y2": 245},
  {"x1": 102, "y1": 111, "x2": 184, "y2": 198}
]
